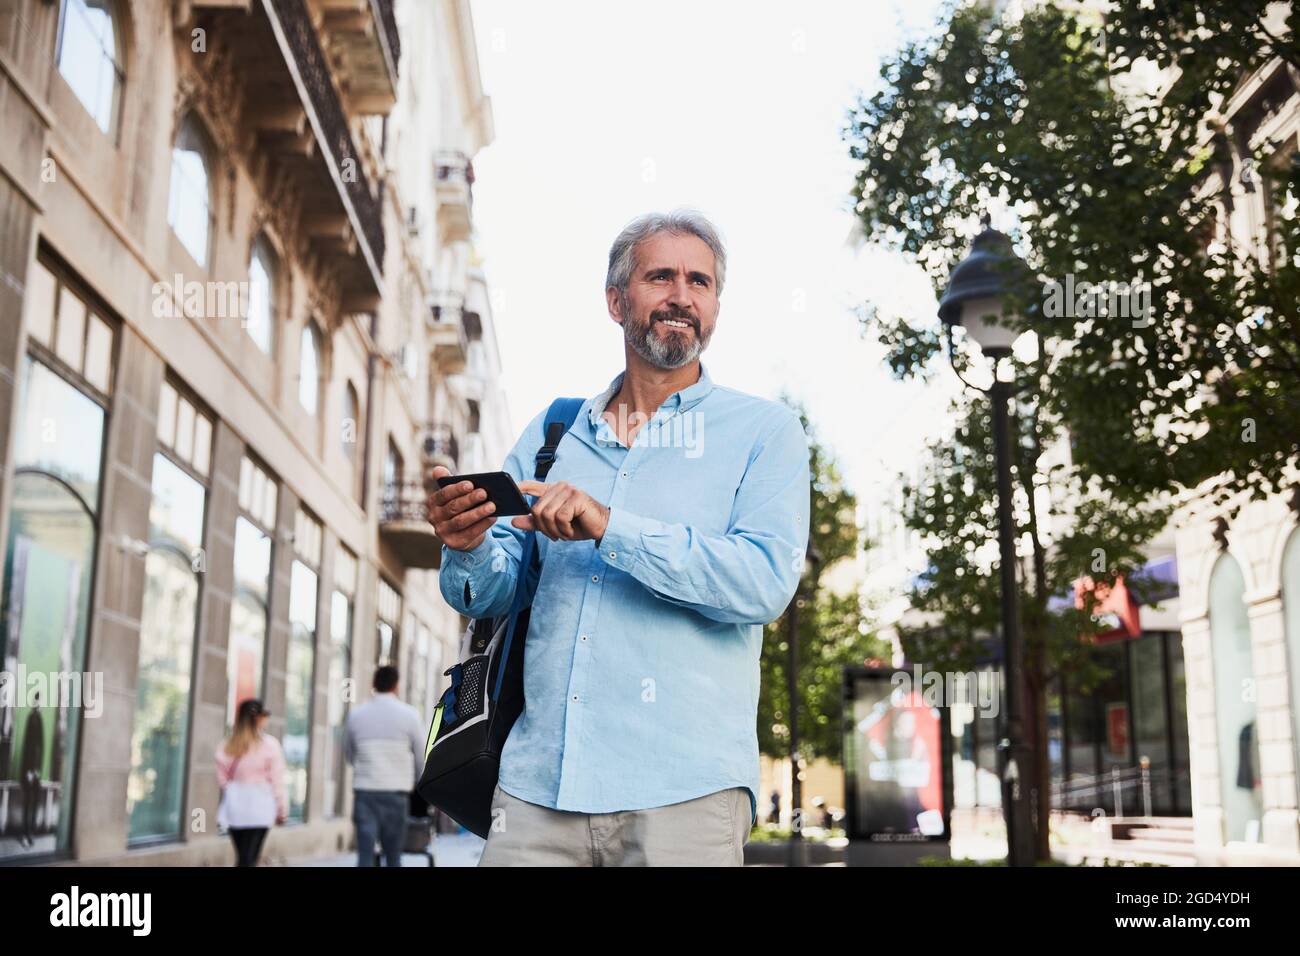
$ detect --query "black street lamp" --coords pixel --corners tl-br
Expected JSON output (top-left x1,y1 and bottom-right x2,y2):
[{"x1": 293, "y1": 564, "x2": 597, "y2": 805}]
[
  {"x1": 786, "y1": 538, "x2": 821, "y2": 867},
  {"x1": 937, "y1": 224, "x2": 1038, "y2": 868}
]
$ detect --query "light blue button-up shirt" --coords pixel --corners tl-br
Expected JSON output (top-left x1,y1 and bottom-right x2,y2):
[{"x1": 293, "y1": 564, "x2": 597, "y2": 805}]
[{"x1": 438, "y1": 363, "x2": 811, "y2": 824}]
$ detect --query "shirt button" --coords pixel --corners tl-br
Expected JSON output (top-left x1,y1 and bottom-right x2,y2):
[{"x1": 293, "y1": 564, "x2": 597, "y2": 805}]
[
  {"x1": 580, "y1": 634, "x2": 588, "y2": 641},
  {"x1": 592, "y1": 575, "x2": 599, "y2": 582},
  {"x1": 607, "y1": 551, "x2": 617, "y2": 559},
  {"x1": 571, "y1": 695, "x2": 579, "y2": 702},
  {"x1": 621, "y1": 471, "x2": 628, "y2": 478}
]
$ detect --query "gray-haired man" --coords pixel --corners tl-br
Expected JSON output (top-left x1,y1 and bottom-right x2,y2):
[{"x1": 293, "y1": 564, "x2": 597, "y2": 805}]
[{"x1": 430, "y1": 210, "x2": 811, "y2": 866}]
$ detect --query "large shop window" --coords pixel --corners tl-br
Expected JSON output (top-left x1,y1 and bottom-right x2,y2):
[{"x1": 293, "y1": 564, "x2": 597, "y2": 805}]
[
  {"x1": 285, "y1": 510, "x2": 322, "y2": 822},
  {"x1": 127, "y1": 453, "x2": 204, "y2": 843},
  {"x1": 125, "y1": 382, "x2": 213, "y2": 844},
  {"x1": 56, "y1": 0, "x2": 124, "y2": 137},
  {"x1": 227, "y1": 457, "x2": 277, "y2": 730},
  {"x1": 325, "y1": 546, "x2": 357, "y2": 817},
  {"x1": 1, "y1": 262, "x2": 115, "y2": 860},
  {"x1": 1208, "y1": 555, "x2": 1263, "y2": 843}
]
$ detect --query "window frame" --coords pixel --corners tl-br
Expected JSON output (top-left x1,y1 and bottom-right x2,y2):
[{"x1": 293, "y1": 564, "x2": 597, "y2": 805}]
[
  {"x1": 127, "y1": 444, "x2": 209, "y2": 847},
  {"x1": 55, "y1": 0, "x2": 126, "y2": 140},
  {"x1": 227, "y1": 452, "x2": 279, "y2": 728}
]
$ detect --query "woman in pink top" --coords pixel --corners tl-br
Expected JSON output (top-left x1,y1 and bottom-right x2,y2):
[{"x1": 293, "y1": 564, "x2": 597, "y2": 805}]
[{"x1": 215, "y1": 699, "x2": 287, "y2": 866}]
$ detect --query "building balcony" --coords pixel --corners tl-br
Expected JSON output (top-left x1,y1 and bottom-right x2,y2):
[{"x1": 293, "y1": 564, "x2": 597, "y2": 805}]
[
  {"x1": 378, "y1": 480, "x2": 442, "y2": 569},
  {"x1": 420, "y1": 423, "x2": 459, "y2": 472},
  {"x1": 428, "y1": 296, "x2": 469, "y2": 375},
  {"x1": 309, "y1": 0, "x2": 401, "y2": 114},
  {"x1": 434, "y1": 150, "x2": 474, "y2": 243},
  {"x1": 190, "y1": 0, "x2": 387, "y2": 301}
]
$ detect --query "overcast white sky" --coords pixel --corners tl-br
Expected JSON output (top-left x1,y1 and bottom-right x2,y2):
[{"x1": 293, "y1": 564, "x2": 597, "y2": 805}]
[{"x1": 468, "y1": 0, "x2": 958, "y2": 504}]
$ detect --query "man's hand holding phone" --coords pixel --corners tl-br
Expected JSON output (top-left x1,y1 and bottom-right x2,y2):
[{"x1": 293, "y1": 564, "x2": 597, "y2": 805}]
[
  {"x1": 428, "y1": 465, "x2": 611, "y2": 550},
  {"x1": 427, "y1": 465, "x2": 499, "y2": 552}
]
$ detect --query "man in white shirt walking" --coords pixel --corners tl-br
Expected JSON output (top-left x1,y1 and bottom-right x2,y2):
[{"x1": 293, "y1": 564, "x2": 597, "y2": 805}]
[{"x1": 344, "y1": 666, "x2": 425, "y2": 866}]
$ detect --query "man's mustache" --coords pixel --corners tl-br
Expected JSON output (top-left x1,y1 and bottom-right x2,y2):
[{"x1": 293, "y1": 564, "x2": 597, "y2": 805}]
[{"x1": 649, "y1": 306, "x2": 699, "y2": 330}]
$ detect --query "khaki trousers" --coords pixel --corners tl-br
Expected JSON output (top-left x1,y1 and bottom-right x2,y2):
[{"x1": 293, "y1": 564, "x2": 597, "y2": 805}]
[{"x1": 477, "y1": 783, "x2": 752, "y2": 866}]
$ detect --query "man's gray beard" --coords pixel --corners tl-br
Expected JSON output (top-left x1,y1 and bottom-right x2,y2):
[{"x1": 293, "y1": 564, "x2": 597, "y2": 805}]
[{"x1": 623, "y1": 306, "x2": 711, "y2": 370}]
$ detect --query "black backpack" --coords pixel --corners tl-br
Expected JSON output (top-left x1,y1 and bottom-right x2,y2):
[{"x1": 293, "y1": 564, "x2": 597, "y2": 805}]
[{"x1": 417, "y1": 397, "x2": 584, "y2": 837}]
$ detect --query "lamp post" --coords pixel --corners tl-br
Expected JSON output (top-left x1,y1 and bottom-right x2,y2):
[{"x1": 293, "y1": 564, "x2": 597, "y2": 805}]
[
  {"x1": 937, "y1": 224, "x2": 1037, "y2": 868},
  {"x1": 787, "y1": 538, "x2": 821, "y2": 867}
]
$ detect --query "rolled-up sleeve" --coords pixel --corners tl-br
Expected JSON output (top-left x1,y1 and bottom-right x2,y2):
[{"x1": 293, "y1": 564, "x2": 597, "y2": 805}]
[
  {"x1": 595, "y1": 410, "x2": 811, "y2": 625},
  {"x1": 438, "y1": 408, "x2": 549, "y2": 619}
]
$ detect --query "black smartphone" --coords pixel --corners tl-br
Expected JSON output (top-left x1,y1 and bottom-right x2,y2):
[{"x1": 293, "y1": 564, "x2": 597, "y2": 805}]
[{"x1": 435, "y1": 470, "x2": 532, "y2": 517}]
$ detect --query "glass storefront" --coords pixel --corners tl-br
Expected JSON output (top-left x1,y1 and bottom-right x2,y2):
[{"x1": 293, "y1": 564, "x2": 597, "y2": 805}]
[
  {"x1": 127, "y1": 453, "x2": 205, "y2": 843},
  {"x1": 228, "y1": 516, "x2": 270, "y2": 729},
  {"x1": 950, "y1": 631, "x2": 1191, "y2": 818},
  {"x1": 285, "y1": 560, "x2": 316, "y2": 822},
  {"x1": 325, "y1": 545, "x2": 357, "y2": 818},
  {"x1": 326, "y1": 589, "x2": 353, "y2": 817},
  {"x1": 227, "y1": 456, "x2": 277, "y2": 730},
  {"x1": 1131, "y1": 629, "x2": 1173, "y2": 814},
  {"x1": 1, "y1": 352, "x2": 106, "y2": 859}
]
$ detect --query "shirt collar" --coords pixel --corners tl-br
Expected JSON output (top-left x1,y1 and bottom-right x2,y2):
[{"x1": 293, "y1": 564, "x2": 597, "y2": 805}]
[{"x1": 587, "y1": 362, "x2": 714, "y2": 428}]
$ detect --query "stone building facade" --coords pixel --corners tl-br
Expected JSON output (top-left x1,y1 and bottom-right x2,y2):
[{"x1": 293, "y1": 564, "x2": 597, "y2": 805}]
[
  {"x1": 0, "y1": 0, "x2": 510, "y2": 864},
  {"x1": 1173, "y1": 52, "x2": 1300, "y2": 865}
]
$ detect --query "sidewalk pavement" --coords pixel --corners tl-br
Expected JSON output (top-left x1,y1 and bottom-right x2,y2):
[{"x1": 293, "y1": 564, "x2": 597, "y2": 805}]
[{"x1": 289, "y1": 831, "x2": 485, "y2": 867}]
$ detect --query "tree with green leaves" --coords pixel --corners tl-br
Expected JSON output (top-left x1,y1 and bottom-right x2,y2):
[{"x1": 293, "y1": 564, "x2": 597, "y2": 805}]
[
  {"x1": 834, "y1": 0, "x2": 1297, "y2": 858},
  {"x1": 758, "y1": 404, "x2": 887, "y2": 772},
  {"x1": 845, "y1": 0, "x2": 1300, "y2": 511}
]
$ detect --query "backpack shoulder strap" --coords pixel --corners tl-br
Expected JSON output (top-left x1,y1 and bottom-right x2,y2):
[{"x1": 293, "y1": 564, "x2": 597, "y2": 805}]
[
  {"x1": 533, "y1": 397, "x2": 585, "y2": 481},
  {"x1": 489, "y1": 396, "x2": 586, "y2": 703}
]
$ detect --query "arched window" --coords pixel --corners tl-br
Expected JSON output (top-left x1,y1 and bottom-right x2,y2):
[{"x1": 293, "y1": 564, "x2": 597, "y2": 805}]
[
  {"x1": 343, "y1": 382, "x2": 360, "y2": 499},
  {"x1": 1282, "y1": 530, "x2": 1300, "y2": 804},
  {"x1": 57, "y1": 0, "x2": 124, "y2": 136},
  {"x1": 246, "y1": 237, "x2": 276, "y2": 355},
  {"x1": 298, "y1": 322, "x2": 321, "y2": 414},
  {"x1": 167, "y1": 115, "x2": 213, "y2": 268},
  {"x1": 1208, "y1": 554, "x2": 1262, "y2": 843}
]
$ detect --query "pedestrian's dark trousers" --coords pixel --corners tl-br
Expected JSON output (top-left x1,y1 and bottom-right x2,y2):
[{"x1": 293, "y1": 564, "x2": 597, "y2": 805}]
[
  {"x1": 354, "y1": 790, "x2": 406, "y2": 866},
  {"x1": 21, "y1": 778, "x2": 39, "y2": 841},
  {"x1": 229, "y1": 827, "x2": 269, "y2": 867}
]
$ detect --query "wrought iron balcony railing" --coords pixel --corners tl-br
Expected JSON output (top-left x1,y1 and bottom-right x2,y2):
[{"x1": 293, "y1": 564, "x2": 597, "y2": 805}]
[
  {"x1": 379, "y1": 479, "x2": 431, "y2": 524},
  {"x1": 434, "y1": 150, "x2": 475, "y2": 186},
  {"x1": 372, "y1": 0, "x2": 401, "y2": 70},
  {"x1": 378, "y1": 479, "x2": 441, "y2": 569},
  {"x1": 421, "y1": 423, "x2": 459, "y2": 469},
  {"x1": 268, "y1": 0, "x2": 385, "y2": 282}
]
